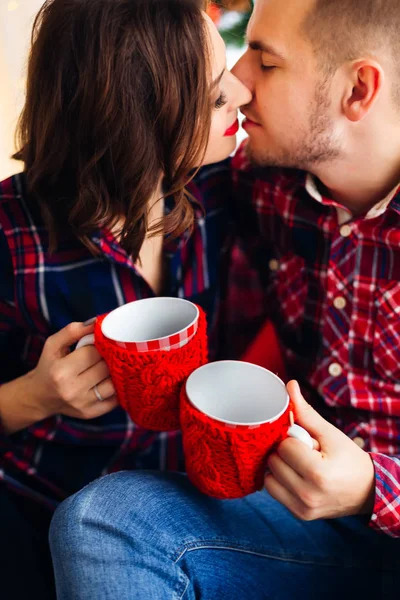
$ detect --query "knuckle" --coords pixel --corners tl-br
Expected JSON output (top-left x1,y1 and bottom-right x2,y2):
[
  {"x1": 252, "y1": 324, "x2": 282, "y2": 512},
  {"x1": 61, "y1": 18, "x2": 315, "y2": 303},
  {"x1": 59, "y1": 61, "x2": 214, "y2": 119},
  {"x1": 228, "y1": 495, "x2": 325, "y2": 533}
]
[
  {"x1": 310, "y1": 471, "x2": 324, "y2": 488},
  {"x1": 62, "y1": 322, "x2": 81, "y2": 341},
  {"x1": 49, "y1": 365, "x2": 64, "y2": 387},
  {"x1": 44, "y1": 334, "x2": 55, "y2": 351},
  {"x1": 62, "y1": 388, "x2": 76, "y2": 404},
  {"x1": 299, "y1": 508, "x2": 316, "y2": 522},
  {"x1": 291, "y1": 506, "x2": 303, "y2": 520},
  {"x1": 66, "y1": 321, "x2": 80, "y2": 334},
  {"x1": 309, "y1": 467, "x2": 327, "y2": 489},
  {"x1": 299, "y1": 489, "x2": 321, "y2": 510},
  {"x1": 59, "y1": 381, "x2": 81, "y2": 404}
]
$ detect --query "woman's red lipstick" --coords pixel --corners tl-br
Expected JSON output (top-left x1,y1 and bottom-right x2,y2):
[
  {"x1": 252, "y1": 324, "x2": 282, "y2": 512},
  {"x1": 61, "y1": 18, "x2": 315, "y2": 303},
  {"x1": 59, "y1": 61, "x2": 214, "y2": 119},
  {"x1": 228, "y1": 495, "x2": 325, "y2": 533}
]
[{"x1": 224, "y1": 119, "x2": 239, "y2": 137}]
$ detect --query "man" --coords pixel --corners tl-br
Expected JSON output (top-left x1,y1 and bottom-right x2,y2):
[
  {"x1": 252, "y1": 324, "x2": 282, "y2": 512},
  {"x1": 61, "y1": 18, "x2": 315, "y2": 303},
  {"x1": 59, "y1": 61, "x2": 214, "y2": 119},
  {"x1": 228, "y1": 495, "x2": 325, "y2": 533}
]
[{"x1": 49, "y1": 1, "x2": 400, "y2": 598}]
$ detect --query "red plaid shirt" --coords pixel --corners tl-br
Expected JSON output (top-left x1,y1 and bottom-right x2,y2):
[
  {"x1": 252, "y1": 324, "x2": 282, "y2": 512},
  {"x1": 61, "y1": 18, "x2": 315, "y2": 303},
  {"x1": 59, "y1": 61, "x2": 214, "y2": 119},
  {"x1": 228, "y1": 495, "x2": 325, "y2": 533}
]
[{"x1": 228, "y1": 144, "x2": 400, "y2": 538}]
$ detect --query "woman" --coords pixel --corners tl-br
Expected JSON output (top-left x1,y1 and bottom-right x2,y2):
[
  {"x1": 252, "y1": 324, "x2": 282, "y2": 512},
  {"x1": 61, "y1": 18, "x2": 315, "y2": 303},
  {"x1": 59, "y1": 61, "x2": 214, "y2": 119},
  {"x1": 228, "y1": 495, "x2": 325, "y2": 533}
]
[{"x1": 0, "y1": 0, "x2": 251, "y2": 597}]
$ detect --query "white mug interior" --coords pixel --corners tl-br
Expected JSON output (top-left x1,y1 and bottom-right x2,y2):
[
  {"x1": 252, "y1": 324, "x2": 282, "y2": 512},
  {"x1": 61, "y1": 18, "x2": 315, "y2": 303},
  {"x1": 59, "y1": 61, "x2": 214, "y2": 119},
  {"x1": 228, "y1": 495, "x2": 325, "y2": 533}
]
[
  {"x1": 185, "y1": 361, "x2": 289, "y2": 427},
  {"x1": 101, "y1": 297, "x2": 199, "y2": 343}
]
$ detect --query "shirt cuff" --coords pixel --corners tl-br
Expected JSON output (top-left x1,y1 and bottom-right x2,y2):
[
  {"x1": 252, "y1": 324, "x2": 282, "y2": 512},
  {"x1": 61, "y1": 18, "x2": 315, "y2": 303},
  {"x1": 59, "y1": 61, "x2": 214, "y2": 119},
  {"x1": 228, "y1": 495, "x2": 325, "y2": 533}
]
[{"x1": 369, "y1": 452, "x2": 400, "y2": 538}]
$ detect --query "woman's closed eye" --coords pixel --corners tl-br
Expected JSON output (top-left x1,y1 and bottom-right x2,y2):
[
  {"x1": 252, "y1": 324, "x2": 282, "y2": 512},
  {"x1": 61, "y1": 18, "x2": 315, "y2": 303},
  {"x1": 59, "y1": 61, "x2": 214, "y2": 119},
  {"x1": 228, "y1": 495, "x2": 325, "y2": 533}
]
[{"x1": 214, "y1": 91, "x2": 228, "y2": 110}]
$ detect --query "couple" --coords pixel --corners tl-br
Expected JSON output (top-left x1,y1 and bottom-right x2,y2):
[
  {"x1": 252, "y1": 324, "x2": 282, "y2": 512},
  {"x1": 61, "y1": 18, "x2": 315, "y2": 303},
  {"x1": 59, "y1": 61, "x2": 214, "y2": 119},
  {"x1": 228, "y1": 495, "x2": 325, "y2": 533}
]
[{"x1": 1, "y1": 0, "x2": 399, "y2": 598}]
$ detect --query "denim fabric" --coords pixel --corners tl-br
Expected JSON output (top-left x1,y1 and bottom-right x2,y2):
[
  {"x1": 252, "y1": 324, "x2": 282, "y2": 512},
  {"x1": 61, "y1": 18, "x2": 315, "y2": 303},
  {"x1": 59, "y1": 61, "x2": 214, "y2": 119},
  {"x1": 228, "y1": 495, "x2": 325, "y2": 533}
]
[{"x1": 49, "y1": 471, "x2": 400, "y2": 599}]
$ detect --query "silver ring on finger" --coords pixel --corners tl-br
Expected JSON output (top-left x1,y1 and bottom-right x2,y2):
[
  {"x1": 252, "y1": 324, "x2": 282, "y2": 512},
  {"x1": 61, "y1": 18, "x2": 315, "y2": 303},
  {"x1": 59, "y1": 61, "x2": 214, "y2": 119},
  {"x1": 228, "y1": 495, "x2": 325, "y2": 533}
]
[{"x1": 93, "y1": 384, "x2": 105, "y2": 402}]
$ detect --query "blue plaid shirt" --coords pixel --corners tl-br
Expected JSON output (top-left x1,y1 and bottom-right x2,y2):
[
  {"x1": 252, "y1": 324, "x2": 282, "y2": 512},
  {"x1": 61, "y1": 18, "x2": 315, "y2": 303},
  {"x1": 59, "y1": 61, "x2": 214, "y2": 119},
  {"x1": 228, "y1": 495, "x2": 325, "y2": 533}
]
[{"x1": 0, "y1": 161, "x2": 263, "y2": 511}]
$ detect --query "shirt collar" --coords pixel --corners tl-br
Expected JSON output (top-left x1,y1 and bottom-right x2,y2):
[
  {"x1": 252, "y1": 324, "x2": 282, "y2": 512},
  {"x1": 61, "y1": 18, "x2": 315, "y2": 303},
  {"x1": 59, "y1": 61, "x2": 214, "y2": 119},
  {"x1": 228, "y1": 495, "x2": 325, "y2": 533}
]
[{"x1": 305, "y1": 173, "x2": 400, "y2": 222}]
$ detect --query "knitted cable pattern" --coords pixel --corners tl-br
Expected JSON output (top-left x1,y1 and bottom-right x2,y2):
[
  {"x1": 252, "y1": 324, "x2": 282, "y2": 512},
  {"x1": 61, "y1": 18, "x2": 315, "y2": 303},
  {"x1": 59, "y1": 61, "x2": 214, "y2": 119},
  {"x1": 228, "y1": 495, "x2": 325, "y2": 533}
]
[
  {"x1": 181, "y1": 385, "x2": 296, "y2": 499},
  {"x1": 94, "y1": 306, "x2": 208, "y2": 431}
]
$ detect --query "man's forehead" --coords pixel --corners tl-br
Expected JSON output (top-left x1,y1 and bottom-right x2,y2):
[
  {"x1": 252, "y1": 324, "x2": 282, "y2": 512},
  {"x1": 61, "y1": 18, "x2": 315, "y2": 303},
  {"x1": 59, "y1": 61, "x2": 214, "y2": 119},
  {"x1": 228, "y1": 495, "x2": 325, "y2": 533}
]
[
  {"x1": 251, "y1": 0, "x2": 315, "y2": 20},
  {"x1": 247, "y1": 0, "x2": 314, "y2": 55}
]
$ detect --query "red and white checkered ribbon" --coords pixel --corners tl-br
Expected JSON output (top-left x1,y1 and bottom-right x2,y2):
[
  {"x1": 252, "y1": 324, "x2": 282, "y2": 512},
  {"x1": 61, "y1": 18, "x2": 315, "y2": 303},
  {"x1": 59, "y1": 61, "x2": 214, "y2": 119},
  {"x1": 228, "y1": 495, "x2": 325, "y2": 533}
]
[{"x1": 110, "y1": 321, "x2": 198, "y2": 352}]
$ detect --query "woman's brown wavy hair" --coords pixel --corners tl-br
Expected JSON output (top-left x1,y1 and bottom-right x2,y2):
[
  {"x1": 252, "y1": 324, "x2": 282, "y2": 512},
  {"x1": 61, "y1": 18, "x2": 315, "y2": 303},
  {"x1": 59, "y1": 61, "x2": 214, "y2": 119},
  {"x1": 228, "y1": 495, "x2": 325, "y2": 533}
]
[{"x1": 14, "y1": 0, "x2": 211, "y2": 260}]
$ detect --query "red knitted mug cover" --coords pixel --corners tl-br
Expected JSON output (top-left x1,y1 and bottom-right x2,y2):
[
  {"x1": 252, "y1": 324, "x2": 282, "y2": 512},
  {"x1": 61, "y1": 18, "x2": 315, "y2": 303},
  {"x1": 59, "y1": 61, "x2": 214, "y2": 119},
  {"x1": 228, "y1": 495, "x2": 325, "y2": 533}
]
[
  {"x1": 181, "y1": 385, "x2": 296, "y2": 499},
  {"x1": 94, "y1": 306, "x2": 208, "y2": 431}
]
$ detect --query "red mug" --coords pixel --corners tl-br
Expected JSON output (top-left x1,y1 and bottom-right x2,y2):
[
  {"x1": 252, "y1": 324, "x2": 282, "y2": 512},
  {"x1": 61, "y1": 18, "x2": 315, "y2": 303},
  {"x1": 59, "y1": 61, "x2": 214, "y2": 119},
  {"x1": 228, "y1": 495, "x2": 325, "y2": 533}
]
[
  {"x1": 181, "y1": 361, "x2": 313, "y2": 499},
  {"x1": 77, "y1": 298, "x2": 208, "y2": 430}
]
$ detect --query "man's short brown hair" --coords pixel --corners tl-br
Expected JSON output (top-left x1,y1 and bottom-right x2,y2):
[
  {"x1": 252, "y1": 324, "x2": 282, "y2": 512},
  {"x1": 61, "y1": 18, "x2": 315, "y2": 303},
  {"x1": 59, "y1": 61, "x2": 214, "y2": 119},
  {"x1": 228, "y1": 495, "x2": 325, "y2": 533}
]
[{"x1": 303, "y1": 0, "x2": 399, "y2": 101}]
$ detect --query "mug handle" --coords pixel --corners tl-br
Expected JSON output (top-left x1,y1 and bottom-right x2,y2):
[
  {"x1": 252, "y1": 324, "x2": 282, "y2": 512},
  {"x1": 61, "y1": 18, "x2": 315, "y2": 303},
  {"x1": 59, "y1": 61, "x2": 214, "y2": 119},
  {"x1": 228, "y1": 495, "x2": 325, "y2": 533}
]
[
  {"x1": 287, "y1": 424, "x2": 314, "y2": 449},
  {"x1": 76, "y1": 333, "x2": 95, "y2": 350}
]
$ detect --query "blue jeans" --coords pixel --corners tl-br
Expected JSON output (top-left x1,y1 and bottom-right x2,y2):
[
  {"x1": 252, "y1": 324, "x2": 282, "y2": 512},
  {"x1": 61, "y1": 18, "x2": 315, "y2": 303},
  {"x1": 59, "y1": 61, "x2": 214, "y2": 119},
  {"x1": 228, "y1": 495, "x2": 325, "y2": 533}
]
[{"x1": 49, "y1": 471, "x2": 399, "y2": 599}]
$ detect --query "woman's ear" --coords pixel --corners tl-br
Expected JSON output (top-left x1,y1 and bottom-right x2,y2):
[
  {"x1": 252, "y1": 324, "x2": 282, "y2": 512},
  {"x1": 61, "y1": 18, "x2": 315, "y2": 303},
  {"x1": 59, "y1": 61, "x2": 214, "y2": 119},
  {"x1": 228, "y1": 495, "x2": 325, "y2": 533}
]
[{"x1": 342, "y1": 60, "x2": 384, "y2": 122}]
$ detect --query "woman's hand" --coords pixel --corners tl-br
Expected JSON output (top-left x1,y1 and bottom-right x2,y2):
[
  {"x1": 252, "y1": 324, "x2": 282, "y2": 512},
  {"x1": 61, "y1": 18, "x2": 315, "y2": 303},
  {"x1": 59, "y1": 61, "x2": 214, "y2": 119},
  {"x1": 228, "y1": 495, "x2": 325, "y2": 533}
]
[{"x1": 30, "y1": 321, "x2": 118, "y2": 421}]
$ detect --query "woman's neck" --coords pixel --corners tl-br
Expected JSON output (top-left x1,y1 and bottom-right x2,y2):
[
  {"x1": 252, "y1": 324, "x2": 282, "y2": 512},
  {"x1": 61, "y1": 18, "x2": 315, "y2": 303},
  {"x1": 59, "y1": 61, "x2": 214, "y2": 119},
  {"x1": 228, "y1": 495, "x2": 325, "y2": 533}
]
[
  {"x1": 110, "y1": 184, "x2": 166, "y2": 294},
  {"x1": 135, "y1": 192, "x2": 165, "y2": 294},
  {"x1": 112, "y1": 184, "x2": 164, "y2": 244},
  {"x1": 146, "y1": 186, "x2": 165, "y2": 233}
]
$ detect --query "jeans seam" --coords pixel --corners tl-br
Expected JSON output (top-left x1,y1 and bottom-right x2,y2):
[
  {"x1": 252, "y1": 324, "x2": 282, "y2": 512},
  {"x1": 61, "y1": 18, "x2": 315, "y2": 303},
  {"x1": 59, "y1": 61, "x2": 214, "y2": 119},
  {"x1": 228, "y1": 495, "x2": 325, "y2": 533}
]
[
  {"x1": 172, "y1": 540, "x2": 359, "y2": 569},
  {"x1": 176, "y1": 573, "x2": 190, "y2": 600}
]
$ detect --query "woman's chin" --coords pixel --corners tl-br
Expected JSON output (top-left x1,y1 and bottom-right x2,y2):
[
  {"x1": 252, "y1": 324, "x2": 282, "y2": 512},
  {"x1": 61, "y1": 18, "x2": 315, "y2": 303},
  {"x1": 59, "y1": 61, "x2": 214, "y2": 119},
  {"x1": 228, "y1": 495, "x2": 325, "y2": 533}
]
[{"x1": 202, "y1": 138, "x2": 237, "y2": 166}]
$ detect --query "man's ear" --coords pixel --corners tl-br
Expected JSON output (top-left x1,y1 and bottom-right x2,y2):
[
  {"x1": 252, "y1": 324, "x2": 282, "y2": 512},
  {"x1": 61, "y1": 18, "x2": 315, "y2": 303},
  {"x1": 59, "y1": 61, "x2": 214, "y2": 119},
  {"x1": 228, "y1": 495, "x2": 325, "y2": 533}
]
[{"x1": 342, "y1": 60, "x2": 384, "y2": 122}]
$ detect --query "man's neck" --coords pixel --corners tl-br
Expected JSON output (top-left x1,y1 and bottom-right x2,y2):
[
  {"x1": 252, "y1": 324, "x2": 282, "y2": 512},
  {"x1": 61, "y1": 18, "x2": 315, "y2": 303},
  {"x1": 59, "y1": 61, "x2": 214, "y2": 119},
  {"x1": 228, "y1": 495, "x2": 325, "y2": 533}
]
[{"x1": 311, "y1": 151, "x2": 400, "y2": 217}]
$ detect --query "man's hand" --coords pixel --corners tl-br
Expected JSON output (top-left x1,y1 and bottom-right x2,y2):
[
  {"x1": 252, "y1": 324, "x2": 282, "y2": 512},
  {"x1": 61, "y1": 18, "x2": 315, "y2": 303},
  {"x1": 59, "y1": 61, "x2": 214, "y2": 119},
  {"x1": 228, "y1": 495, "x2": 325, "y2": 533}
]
[{"x1": 264, "y1": 380, "x2": 376, "y2": 521}]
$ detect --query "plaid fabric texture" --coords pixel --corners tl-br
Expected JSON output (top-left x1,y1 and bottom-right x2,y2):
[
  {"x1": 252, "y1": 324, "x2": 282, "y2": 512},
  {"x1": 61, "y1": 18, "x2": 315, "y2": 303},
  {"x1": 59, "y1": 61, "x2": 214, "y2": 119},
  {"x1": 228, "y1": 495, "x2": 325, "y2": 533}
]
[
  {"x1": 227, "y1": 143, "x2": 400, "y2": 538},
  {"x1": 0, "y1": 160, "x2": 261, "y2": 511}
]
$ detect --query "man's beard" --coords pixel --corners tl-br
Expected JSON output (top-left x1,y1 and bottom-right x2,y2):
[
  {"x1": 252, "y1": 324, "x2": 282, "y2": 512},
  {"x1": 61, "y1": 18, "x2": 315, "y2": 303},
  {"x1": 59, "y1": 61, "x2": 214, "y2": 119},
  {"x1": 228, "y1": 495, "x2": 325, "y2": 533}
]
[{"x1": 246, "y1": 78, "x2": 342, "y2": 171}]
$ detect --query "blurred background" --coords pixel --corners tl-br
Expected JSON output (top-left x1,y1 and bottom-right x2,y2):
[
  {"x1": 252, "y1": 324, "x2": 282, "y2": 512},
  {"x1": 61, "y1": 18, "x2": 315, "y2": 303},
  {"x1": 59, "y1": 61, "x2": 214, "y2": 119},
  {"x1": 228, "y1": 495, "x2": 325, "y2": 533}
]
[
  {"x1": 0, "y1": 0, "x2": 252, "y2": 180},
  {"x1": 0, "y1": 0, "x2": 45, "y2": 180}
]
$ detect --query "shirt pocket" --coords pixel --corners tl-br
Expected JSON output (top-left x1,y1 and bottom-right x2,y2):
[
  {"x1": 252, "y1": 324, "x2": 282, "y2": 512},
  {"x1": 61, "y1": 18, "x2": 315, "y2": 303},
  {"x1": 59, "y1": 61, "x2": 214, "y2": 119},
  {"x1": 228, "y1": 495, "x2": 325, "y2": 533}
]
[
  {"x1": 372, "y1": 281, "x2": 400, "y2": 382},
  {"x1": 269, "y1": 253, "x2": 307, "y2": 330}
]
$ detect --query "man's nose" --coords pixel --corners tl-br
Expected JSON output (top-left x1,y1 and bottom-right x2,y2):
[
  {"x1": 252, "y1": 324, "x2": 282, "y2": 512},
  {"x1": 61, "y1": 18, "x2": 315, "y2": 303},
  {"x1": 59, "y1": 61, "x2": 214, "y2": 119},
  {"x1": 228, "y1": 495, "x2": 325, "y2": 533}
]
[{"x1": 231, "y1": 52, "x2": 254, "y2": 93}]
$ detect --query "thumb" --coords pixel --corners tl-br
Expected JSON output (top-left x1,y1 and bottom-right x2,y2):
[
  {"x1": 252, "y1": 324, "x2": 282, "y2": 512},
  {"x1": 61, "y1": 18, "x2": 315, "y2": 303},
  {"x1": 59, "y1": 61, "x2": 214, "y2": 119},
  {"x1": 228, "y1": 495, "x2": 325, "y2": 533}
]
[{"x1": 287, "y1": 380, "x2": 339, "y2": 449}]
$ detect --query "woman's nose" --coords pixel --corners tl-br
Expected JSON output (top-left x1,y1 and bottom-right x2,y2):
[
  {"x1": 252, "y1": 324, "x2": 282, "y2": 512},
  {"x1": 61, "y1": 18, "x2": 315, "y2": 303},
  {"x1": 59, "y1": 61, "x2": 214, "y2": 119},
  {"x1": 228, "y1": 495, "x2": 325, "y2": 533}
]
[
  {"x1": 238, "y1": 79, "x2": 252, "y2": 107},
  {"x1": 228, "y1": 72, "x2": 252, "y2": 110},
  {"x1": 226, "y1": 62, "x2": 253, "y2": 109}
]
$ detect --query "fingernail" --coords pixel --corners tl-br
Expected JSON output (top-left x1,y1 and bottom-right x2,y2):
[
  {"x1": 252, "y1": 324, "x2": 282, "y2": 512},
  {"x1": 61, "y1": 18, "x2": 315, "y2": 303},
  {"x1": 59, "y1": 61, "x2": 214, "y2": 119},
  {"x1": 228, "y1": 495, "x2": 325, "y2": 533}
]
[{"x1": 83, "y1": 317, "x2": 96, "y2": 326}]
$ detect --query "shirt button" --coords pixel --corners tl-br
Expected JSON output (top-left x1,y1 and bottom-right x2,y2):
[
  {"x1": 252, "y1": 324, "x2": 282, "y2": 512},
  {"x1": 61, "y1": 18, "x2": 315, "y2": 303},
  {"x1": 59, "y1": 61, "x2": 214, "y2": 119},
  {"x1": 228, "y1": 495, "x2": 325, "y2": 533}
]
[
  {"x1": 329, "y1": 362, "x2": 343, "y2": 377},
  {"x1": 340, "y1": 224, "x2": 352, "y2": 238},
  {"x1": 353, "y1": 437, "x2": 365, "y2": 449},
  {"x1": 333, "y1": 296, "x2": 346, "y2": 310},
  {"x1": 269, "y1": 259, "x2": 279, "y2": 272}
]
